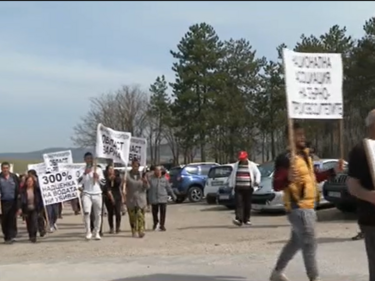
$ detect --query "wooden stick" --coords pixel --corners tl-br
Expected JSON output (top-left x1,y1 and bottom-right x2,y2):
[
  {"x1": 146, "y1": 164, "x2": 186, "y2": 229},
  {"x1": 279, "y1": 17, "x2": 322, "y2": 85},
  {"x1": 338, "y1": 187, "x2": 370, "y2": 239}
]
[
  {"x1": 44, "y1": 206, "x2": 50, "y2": 230},
  {"x1": 288, "y1": 118, "x2": 296, "y2": 162},
  {"x1": 339, "y1": 119, "x2": 344, "y2": 160}
]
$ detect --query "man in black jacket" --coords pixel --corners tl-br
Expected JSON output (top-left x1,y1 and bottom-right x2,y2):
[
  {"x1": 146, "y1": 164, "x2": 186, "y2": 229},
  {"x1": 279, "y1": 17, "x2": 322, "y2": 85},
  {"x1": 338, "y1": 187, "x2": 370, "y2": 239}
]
[{"x1": 0, "y1": 162, "x2": 21, "y2": 244}]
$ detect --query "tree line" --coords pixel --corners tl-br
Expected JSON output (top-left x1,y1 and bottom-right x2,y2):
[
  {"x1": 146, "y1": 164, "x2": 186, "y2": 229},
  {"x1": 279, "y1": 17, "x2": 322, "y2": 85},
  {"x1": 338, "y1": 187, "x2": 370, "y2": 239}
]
[{"x1": 72, "y1": 17, "x2": 375, "y2": 165}]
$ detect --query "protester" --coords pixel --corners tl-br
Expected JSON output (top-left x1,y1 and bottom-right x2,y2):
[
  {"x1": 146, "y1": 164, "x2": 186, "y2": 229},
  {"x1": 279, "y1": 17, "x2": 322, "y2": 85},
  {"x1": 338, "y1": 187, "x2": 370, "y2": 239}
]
[
  {"x1": 270, "y1": 122, "x2": 343, "y2": 281},
  {"x1": 125, "y1": 158, "x2": 149, "y2": 238},
  {"x1": 346, "y1": 109, "x2": 375, "y2": 281},
  {"x1": 148, "y1": 166, "x2": 176, "y2": 231},
  {"x1": 20, "y1": 175, "x2": 46, "y2": 243},
  {"x1": 229, "y1": 151, "x2": 261, "y2": 226},
  {"x1": 103, "y1": 165, "x2": 123, "y2": 234},
  {"x1": 45, "y1": 170, "x2": 60, "y2": 233},
  {"x1": 58, "y1": 202, "x2": 63, "y2": 219},
  {"x1": 79, "y1": 152, "x2": 105, "y2": 240},
  {"x1": 0, "y1": 162, "x2": 21, "y2": 244}
]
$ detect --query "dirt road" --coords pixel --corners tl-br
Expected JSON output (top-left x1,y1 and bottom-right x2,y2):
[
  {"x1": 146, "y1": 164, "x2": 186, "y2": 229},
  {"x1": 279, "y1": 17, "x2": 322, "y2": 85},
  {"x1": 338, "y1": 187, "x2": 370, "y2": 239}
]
[{"x1": 0, "y1": 203, "x2": 360, "y2": 264}]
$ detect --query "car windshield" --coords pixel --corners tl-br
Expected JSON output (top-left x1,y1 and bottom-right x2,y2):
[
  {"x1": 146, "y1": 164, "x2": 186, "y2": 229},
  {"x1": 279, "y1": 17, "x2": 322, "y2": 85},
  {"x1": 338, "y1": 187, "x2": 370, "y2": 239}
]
[
  {"x1": 208, "y1": 166, "x2": 232, "y2": 178},
  {"x1": 258, "y1": 162, "x2": 275, "y2": 178}
]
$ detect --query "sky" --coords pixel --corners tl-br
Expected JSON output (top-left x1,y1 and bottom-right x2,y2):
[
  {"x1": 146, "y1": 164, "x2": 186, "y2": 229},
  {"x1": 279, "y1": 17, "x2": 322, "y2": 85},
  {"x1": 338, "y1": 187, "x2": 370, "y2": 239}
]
[{"x1": 0, "y1": 1, "x2": 374, "y2": 153}]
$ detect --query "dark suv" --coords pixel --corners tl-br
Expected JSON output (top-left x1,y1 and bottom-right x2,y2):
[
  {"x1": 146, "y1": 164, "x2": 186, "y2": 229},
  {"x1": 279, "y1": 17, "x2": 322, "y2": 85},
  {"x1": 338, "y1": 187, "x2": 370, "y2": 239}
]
[
  {"x1": 169, "y1": 163, "x2": 219, "y2": 203},
  {"x1": 323, "y1": 167, "x2": 357, "y2": 212}
]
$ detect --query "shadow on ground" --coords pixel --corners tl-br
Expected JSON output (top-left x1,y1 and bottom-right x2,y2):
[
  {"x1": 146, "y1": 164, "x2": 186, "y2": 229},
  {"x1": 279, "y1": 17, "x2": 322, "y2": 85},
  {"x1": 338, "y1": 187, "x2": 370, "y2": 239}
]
[
  {"x1": 177, "y1": 224, "x2": 288, "y2": 230},
  {"x1": 110, "y1": 274, "x2": 246, "y2": 281},
  {"x1": 317, "y1": 208, "x2": 357, "y2": 223},
  {"x1": 200, "y1": 206, "x2": 234, "y2": 212},
  {"x1": 268, "y1": 236, "x2": 355, "y2": 245}
]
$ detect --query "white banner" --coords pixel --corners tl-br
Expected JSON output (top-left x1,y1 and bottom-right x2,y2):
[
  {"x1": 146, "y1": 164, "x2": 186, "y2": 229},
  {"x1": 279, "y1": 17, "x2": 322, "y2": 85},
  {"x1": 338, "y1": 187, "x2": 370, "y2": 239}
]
[
  {"x1": 27, "y1": 162, "x2": 46, "y2": 175},
  {"x1": 129, "y1": 137, "x2": 147, "y2": 167},
  {"x1": 283, "y1": 49, "x2": 343, "y2": 119},
  {"x1": 95, "y1": 123, "x2": 131, "y2": 164},
  {"x1": 0, "y1": 163, "x2": 14, "y2": 173},
  {"x1": 58, "y1": 163, "x2": 86, "y2": 180},
  {"x1": 43, "y1": 150, "x2": 73, "y2": 172},
  {"x1": 38, "y1": 170, "x2": 79, "y2": 206}
]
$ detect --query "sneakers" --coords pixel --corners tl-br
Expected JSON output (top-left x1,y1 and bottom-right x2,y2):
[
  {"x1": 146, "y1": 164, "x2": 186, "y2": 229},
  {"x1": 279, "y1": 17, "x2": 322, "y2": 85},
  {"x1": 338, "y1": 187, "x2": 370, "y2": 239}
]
[
  {"x1": 85, "y1": 232, "x2": 92, "y2": 240},
  {"x1": 109, "y1": 228, "x2": 114, "y2": 234},
  {"x1": 232, "y1": 219, "x2": 242, "y2": 226},
  {"x1": 159, "y1": 226, "x2": 166, "y2": 231},
  {"x1": 49, "y1": 227, "x2": 55, "y2": 233},
  {"x1": 53, "y1": 223, "x2": 58, "y2": 230},
  {"x1": 94, "y1": 232, "x2": 101, "y2": 240},
  {"x1": 270, "y1": 269, "x2": 290, "y2": 281},
  {"x1": 244, "y1": 220, "x2": 252, "y2": 226}
]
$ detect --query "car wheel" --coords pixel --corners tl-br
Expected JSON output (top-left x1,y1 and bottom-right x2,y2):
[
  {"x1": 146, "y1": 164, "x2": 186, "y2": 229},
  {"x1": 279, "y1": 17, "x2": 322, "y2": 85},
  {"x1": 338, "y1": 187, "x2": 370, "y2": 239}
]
[
  {"x1": 174, "y1": 197, "x2": 185, "y2": 204},
  {"x1": 336, "y1": 203, "x2": 356, "y2": 213},
  {"x1": 188, "y1": 186, "x2": 203, "y2": 203},
  {"x1": 206, "y1": 197, "x2": 216, "y2": 205}
]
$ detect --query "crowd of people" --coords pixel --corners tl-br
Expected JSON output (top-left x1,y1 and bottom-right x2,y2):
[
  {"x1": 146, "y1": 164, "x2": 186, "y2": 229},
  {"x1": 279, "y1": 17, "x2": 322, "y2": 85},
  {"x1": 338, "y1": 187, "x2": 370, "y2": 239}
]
[{"x1": 0, "y1": 153, "x2": 175, "y2": 243}]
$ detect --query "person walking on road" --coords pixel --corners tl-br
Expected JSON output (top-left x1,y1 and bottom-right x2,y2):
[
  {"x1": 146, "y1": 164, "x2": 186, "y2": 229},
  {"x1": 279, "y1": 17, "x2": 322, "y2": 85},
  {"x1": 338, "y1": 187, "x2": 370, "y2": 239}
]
[
  {"x1": 269, "y1": 123, "x2": 343, "y2": 281},
  {"x1": 230, "y1": 151, "x2": 261, "y2": 226},
  {"x1": 347, "y1": 109, "x2": 375, "y2": 281},
  {"x1": 20, "y1": 176, "x2": 46, "y2": 243},
  {"x1": 148, "y1": 166, "x2": 176, "y2": 231},
  {"x1": 125, "y1": 158, "x2": 149, "y2": 238},
  {"x1": 79, "y1": 152, "x2": 106, "y2": 240},
  {"x1": 0, "y1": 162, "x2": 21, "y2": 244},
  {"x1": 103, "y1": 165, "x2": 123, "y2": 234}
]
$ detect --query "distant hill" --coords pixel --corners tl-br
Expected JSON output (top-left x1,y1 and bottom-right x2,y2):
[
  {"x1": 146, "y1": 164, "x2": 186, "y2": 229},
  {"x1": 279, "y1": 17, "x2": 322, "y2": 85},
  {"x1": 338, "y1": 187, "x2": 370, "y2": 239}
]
[{"x1": 0, "y1": 144, "x2": 174, "y2": 163}]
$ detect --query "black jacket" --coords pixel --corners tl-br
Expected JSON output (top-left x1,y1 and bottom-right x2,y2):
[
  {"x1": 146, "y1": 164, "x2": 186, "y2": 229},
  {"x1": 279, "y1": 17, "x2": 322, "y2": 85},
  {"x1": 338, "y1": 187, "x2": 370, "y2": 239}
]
[{"x1": 20, "y1": 186, "x2": 44, "y2": 214}]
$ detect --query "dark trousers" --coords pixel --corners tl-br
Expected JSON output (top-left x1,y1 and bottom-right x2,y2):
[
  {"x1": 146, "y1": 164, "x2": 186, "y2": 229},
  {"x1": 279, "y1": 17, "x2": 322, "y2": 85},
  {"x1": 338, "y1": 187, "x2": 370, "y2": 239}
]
[
  {"x1": 24, "y1": 209, "x2": 45, "y2": 239},
  {"x1": 151, "y1": 203, "x2": 167, "y2": 227},
  {"x1": 104, "y1": 198, "x2": 122, "y2": 230},
  {"x1": 90, "y1": 196, "x2": 103, "y2": 234},
  {"x1": 46, "y1": 203, "x2": 59, "y2": 228},
  {"x1": 234, "y1": 188, "x2": 253, "y2": 223},
  {"x1": 362, "y1": 225, "x2": 375, "y2": 281},
  {"x1": 1, "y1": 200, "x2": 17, "y2": 241}
]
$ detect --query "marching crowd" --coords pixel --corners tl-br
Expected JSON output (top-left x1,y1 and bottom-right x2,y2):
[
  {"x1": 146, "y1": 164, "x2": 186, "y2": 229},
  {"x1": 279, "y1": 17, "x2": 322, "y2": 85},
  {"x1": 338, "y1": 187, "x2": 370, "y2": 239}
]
[
  {"x1": 0, "y1": 153, "x2": 175, "y2": 243},
  {"x1": 2, "y1": 110, "x2": 375, "y2": 280}
]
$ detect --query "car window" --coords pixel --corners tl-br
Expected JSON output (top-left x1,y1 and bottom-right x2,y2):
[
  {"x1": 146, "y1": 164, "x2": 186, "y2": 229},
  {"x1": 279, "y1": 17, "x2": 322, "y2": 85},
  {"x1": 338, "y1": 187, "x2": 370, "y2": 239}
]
[
  {"x1": 169, "y1": 167, "x2": 182, "y2": 177},
  {"x1": 185, "y1": 166, "x2": 199, "y2": 175},
  {"x1": 258, "y1": 162, "x2": 274, "y2": 178},
  {"x1": 322, "y1": 161, "x2": 337, "y2": 171},
  {"x1": 208, "y1": 166, "x2": 232, "y2": 178},
  {"x1": 200, "y1": 165, "x2": 215, "y2": 176}
]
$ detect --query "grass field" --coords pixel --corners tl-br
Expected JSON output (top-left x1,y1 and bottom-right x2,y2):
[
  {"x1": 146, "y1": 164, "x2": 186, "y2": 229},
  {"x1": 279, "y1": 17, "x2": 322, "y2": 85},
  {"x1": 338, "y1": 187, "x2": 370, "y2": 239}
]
[{"x1": 0, "y1": 159, "x2": 41, "y2": 174}]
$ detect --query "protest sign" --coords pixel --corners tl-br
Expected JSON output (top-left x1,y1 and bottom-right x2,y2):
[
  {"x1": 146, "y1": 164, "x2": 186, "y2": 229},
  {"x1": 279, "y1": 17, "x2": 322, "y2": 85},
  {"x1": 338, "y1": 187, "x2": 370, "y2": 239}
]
[
  {"x1": 283, "y1": 49, "x2": 343, "y2": 119},
  {"x1": 43, "y1": 150, "x2": 73, "y2": 172},
  {"x1": 0, "y1": 163, "x2": 14, "y2": 173},
  {"x1": 95, "y1": 123, "x2": 131, "y2": 164},
  {"x1": 129, "y1": 137, "x2": 147, "y2": 167},
  {"x1": 363, "y1": 138, "x2": 375, "y2": 187},
  {"x1": 58, "y1": 163, "x2": 86, "y2": 179},
  {"x1": 27, "y1": 162, "x2": 46, "y2": 175},
  {"x1": 38, "y1": 170, "x2": 79, "y2": 206}
]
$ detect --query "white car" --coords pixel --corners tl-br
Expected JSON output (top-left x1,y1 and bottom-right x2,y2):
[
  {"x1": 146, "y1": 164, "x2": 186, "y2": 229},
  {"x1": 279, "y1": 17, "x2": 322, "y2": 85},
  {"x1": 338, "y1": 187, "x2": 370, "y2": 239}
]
[
  {"x1": 204, "y1": 164, "x2": 235, "y2": 204},
  {"x1": 251, "y1": 159, "x2": 346, "y2": 212}
]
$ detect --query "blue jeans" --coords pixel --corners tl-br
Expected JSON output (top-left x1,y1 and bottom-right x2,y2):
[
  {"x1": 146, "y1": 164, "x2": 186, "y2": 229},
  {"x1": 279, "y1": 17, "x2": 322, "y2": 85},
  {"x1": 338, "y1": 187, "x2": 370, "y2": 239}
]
[{"x1": 46, "y1": 203, "x2": 59, "y2": 228}]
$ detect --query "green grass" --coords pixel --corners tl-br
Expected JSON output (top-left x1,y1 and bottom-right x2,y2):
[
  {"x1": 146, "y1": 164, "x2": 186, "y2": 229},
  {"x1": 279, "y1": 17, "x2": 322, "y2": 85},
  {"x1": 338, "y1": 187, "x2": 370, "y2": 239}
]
[{"x1": 0, "y1": 159, "x2": 41, "y2": 174}]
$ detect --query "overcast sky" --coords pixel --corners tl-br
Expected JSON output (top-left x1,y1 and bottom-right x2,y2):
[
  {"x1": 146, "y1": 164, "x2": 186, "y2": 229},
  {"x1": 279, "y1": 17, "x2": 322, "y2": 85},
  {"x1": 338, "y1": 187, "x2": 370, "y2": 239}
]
[{"x1": 0, "y1": 1, "x2": 373, "y2": 152}]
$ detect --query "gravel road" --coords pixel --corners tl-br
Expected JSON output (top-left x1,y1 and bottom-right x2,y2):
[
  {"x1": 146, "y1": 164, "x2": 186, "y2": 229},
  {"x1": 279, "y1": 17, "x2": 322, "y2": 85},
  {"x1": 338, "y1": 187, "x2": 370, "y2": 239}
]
[{"x1": 0, "y1": 203, "x2": 361, "y2": 264}]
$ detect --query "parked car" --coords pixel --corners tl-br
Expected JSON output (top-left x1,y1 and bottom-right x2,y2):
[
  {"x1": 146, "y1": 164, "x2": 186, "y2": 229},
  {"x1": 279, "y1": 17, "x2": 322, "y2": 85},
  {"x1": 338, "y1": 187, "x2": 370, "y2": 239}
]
[
  {"x1": 169, "y1": 162, "x2": 220, "y2": 203},
  {"x1": 204, "y1": 164, "x2": 234, "y2": 204},
  {"x1": 252, "y1": 159, "x2": 344, "y2": 212},
  {"x1": 323, "y1": 166, "x2": 356, "y2": 212}
]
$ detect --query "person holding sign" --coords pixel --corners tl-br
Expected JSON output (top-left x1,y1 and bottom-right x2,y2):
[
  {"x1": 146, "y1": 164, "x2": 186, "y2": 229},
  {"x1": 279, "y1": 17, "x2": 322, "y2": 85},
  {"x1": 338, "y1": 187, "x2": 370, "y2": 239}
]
[
  {"x1": 346, "y1": 110, "x2": 375, "y2": 281},
  {"x1": 20, "y1": 176, "x2": 46, "y2": 243},
  {"x1": 103, "y1": 165, "x2": 123, "y2": 234},
  {"x1": 125, "y1": 158, "x2": 149, "y2": 238},
  {"x1": 270, "y1": 123, "x2": 343, "y2": 281},
  {"x1": 79, "y1": 152, "x2": 106, "y2": 240}
]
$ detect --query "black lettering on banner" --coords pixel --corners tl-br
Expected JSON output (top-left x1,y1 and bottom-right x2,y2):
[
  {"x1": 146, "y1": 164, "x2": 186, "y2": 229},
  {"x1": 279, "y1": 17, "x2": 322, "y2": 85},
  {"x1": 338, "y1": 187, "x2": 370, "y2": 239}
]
[
  {"x1": 101, "y1": 133, "x2": 125, "y2": 159},
  {"x1": 291, "y1": 101, "x2": 343, "y2": 116}
]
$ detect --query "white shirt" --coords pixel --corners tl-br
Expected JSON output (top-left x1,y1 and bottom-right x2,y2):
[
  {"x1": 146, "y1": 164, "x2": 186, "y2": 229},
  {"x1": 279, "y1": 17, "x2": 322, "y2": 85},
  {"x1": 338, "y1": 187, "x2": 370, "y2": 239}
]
[
  {"x1": 80, "y1": 167, "x2": 105, "y2": 195},
  {"x1": 229, "y1": 160, "x2": 261, "y2": 188}
]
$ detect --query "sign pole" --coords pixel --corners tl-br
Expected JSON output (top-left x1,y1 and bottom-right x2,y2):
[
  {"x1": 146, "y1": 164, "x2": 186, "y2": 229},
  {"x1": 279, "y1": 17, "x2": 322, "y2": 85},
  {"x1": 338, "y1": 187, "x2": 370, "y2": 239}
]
[{"x1": 288, "y1": 118, "x2": 296, "y2": 165}]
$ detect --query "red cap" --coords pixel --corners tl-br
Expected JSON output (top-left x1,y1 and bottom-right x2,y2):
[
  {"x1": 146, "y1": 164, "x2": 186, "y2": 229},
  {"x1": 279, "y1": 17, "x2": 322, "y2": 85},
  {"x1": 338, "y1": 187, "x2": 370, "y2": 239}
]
[{"x1": 238, "y1": 151, "x2": 248, "y2": 160}]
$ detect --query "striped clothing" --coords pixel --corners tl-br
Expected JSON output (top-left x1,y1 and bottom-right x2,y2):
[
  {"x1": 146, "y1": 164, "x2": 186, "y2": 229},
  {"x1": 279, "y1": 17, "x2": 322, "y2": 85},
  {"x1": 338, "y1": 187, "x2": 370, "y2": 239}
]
[{"x1": 235, "y1": 163, "x2": 251, "y2": 189}]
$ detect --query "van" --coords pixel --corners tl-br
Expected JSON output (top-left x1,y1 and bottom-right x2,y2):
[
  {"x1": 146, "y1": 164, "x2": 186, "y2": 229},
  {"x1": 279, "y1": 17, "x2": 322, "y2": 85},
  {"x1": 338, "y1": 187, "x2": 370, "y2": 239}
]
[{"x1": 204, "y1": 164, "x2": 234, "y2": 204}]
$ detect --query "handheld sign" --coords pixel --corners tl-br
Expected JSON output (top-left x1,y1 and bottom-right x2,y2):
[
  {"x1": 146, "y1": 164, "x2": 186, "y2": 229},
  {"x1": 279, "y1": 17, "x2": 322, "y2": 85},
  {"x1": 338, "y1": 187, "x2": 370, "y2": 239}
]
[
  {"x1": 129, "y1": 137, "x2": 147, "y2": 167},
  {"x1": 95, "y1": 123, "x2": 132, "y2": 164},
  {"x1": 283, "y1": 49, "x2": 344, "y2": 161},
  {"x1": 363, "y1": 139, "x2": 375, "y2": 187},
  {"x1": 38, "y1": 170, "x2": 79, "y2": 206},
  {"x1": 43, "y1": 150, "x2": 73, "y2": 172},
  {"x1": 27, "y1": 162, "x2": 46, "y2": 175},
  {"x1": 57, "y1": 163, "x2": 86, "y2": 180}
]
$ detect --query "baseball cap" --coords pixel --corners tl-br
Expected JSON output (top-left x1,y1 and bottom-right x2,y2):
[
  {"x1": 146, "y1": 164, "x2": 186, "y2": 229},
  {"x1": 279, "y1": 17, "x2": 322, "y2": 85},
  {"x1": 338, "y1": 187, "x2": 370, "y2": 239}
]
[{"x1": 238, "y1": 151, "x2": 248, "y2": 160}]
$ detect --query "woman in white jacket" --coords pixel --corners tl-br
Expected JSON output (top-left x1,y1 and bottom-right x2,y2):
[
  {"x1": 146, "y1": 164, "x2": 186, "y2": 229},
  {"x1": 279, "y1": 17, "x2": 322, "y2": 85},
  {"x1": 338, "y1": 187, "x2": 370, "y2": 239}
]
[{"x1": 229, "y1": 151, "x2": 261, "y2": 226}]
